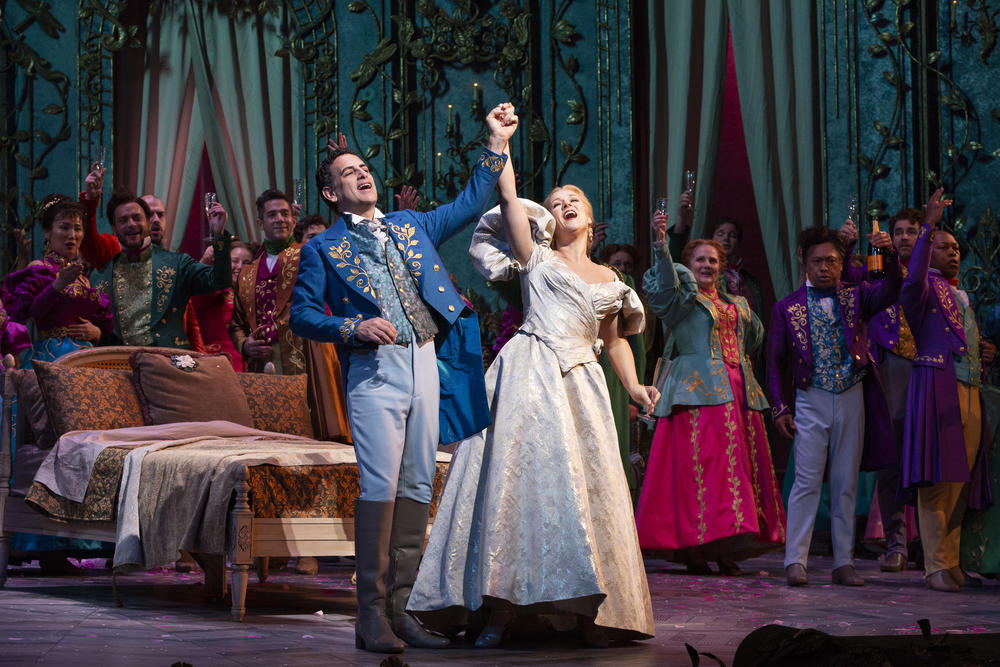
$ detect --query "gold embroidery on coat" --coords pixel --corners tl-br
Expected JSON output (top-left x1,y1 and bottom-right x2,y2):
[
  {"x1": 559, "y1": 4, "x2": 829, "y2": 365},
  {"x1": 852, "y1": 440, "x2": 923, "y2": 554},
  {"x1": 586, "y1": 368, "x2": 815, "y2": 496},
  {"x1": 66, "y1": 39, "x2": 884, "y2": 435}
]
[
  {"x1": 328, "y1": 239, "x2": 374, "y2": 295},
  {"x1": 279, "y1": 246, "x2": 299, "y2": 292},
  {"x1": 387, "y1": 223, "x2": 423, "y2": 277},
  {"x1": 932, "y1": 277, "x2": 964, "y2": 336},
  {"x1": 788, "y1": 302, "x2": 809, "y2": 349},
  {"x1": 478, "y1": 152, "x2": 505, "y2": 173},
  {"x1": 837, "y1": 286, "x2": 856, "y2": 330},
  {"x1": 154, "y1": 266, "x2": 176, "y2": 313},
  {"x1": 339, "y1": 314, "x2": 363, "y2": 342}
]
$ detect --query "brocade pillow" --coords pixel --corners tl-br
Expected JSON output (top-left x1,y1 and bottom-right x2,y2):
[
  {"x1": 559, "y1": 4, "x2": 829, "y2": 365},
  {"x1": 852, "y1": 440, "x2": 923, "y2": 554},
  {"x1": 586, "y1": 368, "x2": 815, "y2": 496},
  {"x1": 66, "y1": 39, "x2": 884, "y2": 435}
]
[
  {"x1": 32, "y1": 360, "x2": 145, "y2": 437},
  {"x1": 237, "y1": 372, "x2": 314, "y2": 439},
  {"x1": 129, "y1": 350, "x2": 253, "y2": 427}
]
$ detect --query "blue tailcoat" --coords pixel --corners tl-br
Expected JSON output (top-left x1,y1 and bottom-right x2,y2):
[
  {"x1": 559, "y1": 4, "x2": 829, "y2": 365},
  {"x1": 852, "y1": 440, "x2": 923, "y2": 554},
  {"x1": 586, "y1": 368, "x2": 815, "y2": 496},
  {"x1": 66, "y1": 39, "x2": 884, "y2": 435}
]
[{"x1": 290, "y1": 150, "x2": 506, "y2": 443}]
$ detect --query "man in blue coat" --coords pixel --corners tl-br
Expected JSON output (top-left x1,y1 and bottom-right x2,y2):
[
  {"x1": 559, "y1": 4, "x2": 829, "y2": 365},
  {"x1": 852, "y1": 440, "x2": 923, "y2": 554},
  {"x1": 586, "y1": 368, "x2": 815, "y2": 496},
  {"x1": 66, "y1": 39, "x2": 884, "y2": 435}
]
[{"x1": 290, "y1": 102, "x2": 518, "y2": 653}]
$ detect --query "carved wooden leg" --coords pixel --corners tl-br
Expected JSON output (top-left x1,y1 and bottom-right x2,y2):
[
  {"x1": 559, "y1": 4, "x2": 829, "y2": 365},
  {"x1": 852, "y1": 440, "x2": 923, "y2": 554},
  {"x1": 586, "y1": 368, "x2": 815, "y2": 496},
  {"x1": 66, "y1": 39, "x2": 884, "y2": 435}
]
[
  {"x1": 256, "y1": 556, "x2": 269, "y2": 584},
  {"x1": 228, "y1": 465, "x2": 254, "y2": 621},
  {"x1": 230, "y1": 563, "x2": 249, "y2": 622}
]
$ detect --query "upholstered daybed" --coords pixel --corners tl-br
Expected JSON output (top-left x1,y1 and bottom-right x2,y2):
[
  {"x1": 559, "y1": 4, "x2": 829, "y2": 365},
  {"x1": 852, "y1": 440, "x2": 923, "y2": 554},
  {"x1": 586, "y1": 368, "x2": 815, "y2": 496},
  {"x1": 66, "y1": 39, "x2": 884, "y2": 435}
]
[{"x1": 0, "y1": 346, "x2": 447, "y2": 620}]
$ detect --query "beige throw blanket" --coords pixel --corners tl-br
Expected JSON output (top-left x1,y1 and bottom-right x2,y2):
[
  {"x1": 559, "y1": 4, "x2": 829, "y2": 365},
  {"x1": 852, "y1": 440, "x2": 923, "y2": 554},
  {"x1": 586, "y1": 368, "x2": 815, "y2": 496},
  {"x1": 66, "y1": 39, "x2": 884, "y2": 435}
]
[{"x1": 36, "y1": 421, "x2": 451, "y2": 569}]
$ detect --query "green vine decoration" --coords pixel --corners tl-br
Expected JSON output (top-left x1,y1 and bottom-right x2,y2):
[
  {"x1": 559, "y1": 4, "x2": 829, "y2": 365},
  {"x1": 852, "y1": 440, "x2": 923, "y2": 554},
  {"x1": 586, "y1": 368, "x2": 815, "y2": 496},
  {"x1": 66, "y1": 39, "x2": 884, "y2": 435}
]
[
  {"x1": 553, "y1": 1, "x2": 589, "y2": 183},
  {"x1": 861, "y1": 0, "x2": 1000, "y2": 221},
  {"x1": 277, "y1": 1, "x2": 338, "y2": 212},
  {"x1": 280, "y1": 1, "x2": 597, "y2": 212},
  {"x1": 952, "y1": 0, "x2": 999, "y2": 63},
  {"x1": 0, "y1": 1, "x2": 71, "y2": 258},
  {"x1": 858, "y1": 0, "x2": 914, "y2": 221}
]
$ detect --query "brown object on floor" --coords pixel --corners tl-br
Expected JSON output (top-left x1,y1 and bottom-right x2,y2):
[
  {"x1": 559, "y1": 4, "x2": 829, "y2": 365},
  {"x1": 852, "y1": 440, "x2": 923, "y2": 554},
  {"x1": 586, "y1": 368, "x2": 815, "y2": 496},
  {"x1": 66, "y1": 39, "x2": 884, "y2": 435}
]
[{"x1": 175, "y1": 550, "x2": 197, "y2": 573}]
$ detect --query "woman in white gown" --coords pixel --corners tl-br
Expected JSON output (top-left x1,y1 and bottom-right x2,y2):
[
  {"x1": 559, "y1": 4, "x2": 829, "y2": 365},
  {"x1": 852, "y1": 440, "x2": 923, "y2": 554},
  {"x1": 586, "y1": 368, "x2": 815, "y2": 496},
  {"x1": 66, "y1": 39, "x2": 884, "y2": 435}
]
[{"x1": 407, "y1": 149, "x2": 657, "y2": 646}]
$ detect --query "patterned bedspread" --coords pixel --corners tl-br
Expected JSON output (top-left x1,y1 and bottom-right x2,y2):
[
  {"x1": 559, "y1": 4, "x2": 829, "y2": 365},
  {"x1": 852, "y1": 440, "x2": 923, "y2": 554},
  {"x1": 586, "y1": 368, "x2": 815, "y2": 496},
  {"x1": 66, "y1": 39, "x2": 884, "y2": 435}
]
[{"x1": 26, "y1": 448, "x2": 449, "y2": 522}]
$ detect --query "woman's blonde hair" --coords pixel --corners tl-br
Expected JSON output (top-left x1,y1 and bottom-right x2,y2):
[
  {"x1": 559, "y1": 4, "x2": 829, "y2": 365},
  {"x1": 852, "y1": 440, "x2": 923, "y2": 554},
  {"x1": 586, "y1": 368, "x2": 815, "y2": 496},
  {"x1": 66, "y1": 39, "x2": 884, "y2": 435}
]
[{"x1": 543, "y1": 185, "x2": 594, "y2": 223}]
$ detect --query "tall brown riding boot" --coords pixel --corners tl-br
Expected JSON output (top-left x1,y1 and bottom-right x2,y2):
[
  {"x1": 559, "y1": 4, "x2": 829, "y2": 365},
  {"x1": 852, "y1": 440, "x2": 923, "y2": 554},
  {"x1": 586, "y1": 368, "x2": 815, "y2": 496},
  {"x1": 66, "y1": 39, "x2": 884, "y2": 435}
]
[
  {"x1": 353, "y1": 499, "x2": 404, "y2": 653},
  {"x1": 386, "y1": 498, "x2": 450, "y2": 648}
]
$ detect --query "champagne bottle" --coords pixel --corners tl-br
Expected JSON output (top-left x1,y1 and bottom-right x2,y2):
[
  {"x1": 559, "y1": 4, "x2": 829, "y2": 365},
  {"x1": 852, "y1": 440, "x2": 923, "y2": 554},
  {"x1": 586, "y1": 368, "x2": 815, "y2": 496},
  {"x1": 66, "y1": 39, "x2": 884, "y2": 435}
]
[{"x1": 868, "y1": 217, "x2": 886, "y2": 279}]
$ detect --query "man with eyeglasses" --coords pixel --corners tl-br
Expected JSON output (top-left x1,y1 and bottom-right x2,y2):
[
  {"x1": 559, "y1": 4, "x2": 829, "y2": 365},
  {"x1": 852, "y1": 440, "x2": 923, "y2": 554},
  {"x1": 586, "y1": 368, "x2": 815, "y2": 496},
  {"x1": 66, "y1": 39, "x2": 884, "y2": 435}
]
[{"x1": 767, "y1": 225, "x2": 899, "y2": 588}]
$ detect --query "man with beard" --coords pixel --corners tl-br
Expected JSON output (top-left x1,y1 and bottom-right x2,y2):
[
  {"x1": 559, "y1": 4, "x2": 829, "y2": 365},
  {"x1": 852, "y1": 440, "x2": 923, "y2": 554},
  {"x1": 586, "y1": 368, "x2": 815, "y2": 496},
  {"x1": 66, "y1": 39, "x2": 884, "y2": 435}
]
[
  {"x1": 839, "y1": 207, "x2": 923, "y2": 571},
  {"x1": 89, "y1": 189, "x2": 231, "y2": 347},
  {"x1": 142, "y1": 194, "x2": 167, "y2": 246}
]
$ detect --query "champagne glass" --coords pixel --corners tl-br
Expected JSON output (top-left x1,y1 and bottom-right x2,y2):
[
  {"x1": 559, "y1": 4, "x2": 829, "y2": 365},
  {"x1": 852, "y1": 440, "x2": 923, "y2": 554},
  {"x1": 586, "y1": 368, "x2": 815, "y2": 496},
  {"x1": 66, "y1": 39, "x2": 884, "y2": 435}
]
[
  {"x1": 293, "y1": 178, "x2": 305, "y2": 206},
  {"x1": 94, "y1": 144, "x2": 107, "y2": 171},
  {"x1": 847, "y1": 194, "x2": 858, "y2": 224},
  {"x1": 205, "y1": 192, "x2": 218, "y2": 216},
  {"x1": 652, "y1": 196, "x2": 668, "y2": 249},
  {"x1": 684, "y1": 169, "x2": 696, "y2": 193}
]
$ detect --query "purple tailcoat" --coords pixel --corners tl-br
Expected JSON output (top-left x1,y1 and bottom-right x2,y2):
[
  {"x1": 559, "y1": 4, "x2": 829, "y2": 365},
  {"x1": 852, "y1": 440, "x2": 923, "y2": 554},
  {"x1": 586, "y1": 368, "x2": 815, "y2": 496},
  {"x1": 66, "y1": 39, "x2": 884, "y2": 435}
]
[
  {"x1": 898, "y1": 224, "x2": 991, "y2": 508},
  {"x1": 767, "y1": 259, "x2": 901, "y2": 471},
  {"x1": 842, "y1": 247, "x2": 907, "y2": 358}
]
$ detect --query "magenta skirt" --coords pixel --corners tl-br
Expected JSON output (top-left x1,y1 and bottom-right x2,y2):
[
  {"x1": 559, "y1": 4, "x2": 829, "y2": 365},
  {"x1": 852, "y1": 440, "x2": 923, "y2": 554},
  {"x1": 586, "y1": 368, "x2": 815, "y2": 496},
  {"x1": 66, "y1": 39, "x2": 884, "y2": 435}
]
[{"x1": 636, "y1": 364, "x2": 786, "y2": 559}]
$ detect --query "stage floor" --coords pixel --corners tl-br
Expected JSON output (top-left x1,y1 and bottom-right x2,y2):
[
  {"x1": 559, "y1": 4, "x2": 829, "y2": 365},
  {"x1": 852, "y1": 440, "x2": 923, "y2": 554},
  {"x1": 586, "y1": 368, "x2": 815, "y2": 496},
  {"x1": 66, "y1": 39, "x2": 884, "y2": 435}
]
[{"x1": 1, "y1": 552, "x2": 997, "y2": 666}]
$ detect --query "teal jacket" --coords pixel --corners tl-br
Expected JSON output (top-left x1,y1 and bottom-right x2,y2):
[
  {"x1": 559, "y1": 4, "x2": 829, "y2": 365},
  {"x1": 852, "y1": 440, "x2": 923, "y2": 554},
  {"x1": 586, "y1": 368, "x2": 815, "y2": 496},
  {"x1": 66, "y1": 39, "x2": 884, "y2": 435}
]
[
  {"x1": 92, "y1": 234, "x2": 232, "y2": 348},
  {"x1": 643, "y1": 245, "x2": 768, "y2": 417}
]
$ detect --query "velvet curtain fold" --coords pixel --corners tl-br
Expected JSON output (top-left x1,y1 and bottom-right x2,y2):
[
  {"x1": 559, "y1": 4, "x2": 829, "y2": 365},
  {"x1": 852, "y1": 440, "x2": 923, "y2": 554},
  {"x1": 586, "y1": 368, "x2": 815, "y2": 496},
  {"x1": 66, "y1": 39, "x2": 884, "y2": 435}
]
[
  {"x1": 647, "y1": 0, "x2": 821, "y2": 299},
  {"x1": 134, "y1": 3, "x2": 301, "y2": 249},
  {"x1": 728, "y1": 0, "x2": 822, "y2": 299},
  {"x1": 647, "y1": 0, "x2": 728, "y2": 245}
]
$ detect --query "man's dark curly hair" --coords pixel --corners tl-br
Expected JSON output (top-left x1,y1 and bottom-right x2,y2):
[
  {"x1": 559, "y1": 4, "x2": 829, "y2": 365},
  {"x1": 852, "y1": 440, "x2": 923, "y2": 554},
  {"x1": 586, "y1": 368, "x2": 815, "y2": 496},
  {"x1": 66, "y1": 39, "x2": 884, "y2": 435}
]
[
  {"x1": 798, "y1": 225, "x2": 846, "y2": 262},
  {"x1": 106, "y1": 189, "x2": 151, "y2": 225},
  {"x1": 887, "y1": 207, "x2": 924, "y2": 237},
  {"x1": 316, "y1": 146, "x2": 362, "y2": 213}
]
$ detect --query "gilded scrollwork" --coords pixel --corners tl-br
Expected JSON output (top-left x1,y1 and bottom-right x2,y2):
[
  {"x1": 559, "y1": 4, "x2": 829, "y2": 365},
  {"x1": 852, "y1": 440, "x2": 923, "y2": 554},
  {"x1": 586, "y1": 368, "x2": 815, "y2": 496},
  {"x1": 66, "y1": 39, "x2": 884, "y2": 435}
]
[
  {"x1": 387, "y1": 222, "x2": 422, "y2": 277},
  {"x1": 327, "y1": 238, "x2": 374, "y2": 296}
]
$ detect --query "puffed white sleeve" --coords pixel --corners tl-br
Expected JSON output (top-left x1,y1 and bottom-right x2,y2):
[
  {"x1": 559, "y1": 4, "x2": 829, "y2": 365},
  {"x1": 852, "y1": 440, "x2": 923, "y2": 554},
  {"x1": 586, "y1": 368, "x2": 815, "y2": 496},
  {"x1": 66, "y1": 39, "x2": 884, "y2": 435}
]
[{"x1": 469, "y1": 198, "x2": 555, "y2": 280}]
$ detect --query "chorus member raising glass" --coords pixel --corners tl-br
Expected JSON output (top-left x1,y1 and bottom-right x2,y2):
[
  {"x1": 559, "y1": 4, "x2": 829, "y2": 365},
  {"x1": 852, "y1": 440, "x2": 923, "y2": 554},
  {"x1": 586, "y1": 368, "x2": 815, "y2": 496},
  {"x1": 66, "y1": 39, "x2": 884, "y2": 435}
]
[{"x1": 635, "y1": 212, "x2": 785, "y2": 576}]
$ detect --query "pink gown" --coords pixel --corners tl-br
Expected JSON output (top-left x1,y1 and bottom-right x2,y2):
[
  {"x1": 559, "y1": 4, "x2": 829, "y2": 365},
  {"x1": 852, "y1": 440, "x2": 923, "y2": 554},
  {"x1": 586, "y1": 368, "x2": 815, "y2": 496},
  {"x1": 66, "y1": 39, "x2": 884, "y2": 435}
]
[{"x1": 636, "y1": 290, "x2": 785, "y2": 561}]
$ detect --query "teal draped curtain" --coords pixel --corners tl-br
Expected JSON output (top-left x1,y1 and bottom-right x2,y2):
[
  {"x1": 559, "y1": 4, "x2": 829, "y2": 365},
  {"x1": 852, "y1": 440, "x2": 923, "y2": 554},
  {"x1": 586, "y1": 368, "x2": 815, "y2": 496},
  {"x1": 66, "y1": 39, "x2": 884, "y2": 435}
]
[
  {"x1": 135, "y1": 3, "x2": 301, "y2": 248},
  {"x1": 729, "y1": 0, "x2": 821, "y2": 298},
  {"x1": 648, "y1": 0, "x2": 821, "y2": 299},
  {"x1": 647, "y1": 0, "x2": 729, "y2": 245}
]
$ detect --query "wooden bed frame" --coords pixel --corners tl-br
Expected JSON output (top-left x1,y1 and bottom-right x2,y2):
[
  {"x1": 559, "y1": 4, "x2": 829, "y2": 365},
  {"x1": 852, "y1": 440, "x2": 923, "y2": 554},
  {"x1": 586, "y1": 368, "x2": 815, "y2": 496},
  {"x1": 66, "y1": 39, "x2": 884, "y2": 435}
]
[{"x1": 0, "y1": 346, "x2": 363, "y2": 621}]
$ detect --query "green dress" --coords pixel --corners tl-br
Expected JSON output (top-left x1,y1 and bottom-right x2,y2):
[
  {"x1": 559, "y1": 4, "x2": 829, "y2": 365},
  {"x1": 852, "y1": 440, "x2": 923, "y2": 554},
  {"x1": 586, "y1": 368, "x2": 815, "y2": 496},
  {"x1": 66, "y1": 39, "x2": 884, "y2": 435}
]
[{"x1": 598, "y1": 272, "x2": 646, "y2": 492}]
